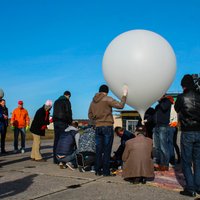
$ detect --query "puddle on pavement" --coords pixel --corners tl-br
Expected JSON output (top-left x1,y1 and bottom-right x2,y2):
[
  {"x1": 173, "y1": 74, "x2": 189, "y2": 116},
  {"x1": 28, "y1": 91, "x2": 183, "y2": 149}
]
[
  {"x1": 24, "y1": 166, "x2": 36, "y2": 168},
  {"x1": 67, "y1": 184, "x2": 81, "y2": 189}
]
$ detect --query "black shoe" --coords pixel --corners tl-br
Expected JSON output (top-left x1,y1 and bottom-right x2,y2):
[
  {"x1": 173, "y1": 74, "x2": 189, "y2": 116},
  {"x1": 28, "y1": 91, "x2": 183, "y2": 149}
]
[
  {"x1": 1, "y1": 150, "x2": 7, "y2": 155},
  {"x1": 180, "y1": 189, "x2": 196, "y2": 197},
  {"x1": 95, "y1": 172, "x2": 103, "y2": 176},
  {"x1": 140, "y1": 177, "x2": 146, "y2": 184},
  {"x1": 196, "y1": 190, "x2": 200, "y2": 195}
]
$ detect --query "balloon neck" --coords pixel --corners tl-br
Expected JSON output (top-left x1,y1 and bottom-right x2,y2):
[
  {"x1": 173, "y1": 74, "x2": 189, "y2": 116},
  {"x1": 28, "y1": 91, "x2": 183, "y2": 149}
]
[{"x1": 139, "y1": 112, "x2": 145, "y2": 121}]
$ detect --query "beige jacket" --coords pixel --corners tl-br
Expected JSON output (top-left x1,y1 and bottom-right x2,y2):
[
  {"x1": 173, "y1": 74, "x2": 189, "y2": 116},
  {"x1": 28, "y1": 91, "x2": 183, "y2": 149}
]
[
  {"x1": 88, "y1": 92, "x2": 126, "y2": 127},
  {"x1": 122, "y1": 134, "x2": 154, "y2": 179}
]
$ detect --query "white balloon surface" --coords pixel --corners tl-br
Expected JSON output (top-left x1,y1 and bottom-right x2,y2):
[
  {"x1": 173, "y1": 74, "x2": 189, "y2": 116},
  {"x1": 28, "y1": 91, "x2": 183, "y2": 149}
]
[{"x1": 102, "y1": 30, "x2": 176, "y2": 119}]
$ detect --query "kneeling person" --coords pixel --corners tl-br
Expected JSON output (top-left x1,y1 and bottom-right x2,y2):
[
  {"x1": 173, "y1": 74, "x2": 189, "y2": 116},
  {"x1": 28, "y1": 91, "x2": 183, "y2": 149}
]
[
  {"x1": 56, "y1": 122, "x2": 78, "y2": 170},
  {"x1": 122, "y1": 126, "x2": 154, "y2": 184},
  {"x1": 111, "y1": 127, "x2": 135, "y2": 169}
]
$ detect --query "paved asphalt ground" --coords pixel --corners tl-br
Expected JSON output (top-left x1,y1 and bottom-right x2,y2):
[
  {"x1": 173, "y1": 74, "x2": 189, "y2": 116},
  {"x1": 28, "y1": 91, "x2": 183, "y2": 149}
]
[{"x1": 0, "y1": 139, "x2": 199, "y2": 200}]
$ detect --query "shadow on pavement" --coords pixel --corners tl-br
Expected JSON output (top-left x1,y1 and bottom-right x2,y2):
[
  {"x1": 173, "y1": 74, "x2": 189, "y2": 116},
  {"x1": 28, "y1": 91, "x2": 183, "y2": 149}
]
[
  {"x1": 0, "y1": 174, "x2": 38, "y2": 199},
  {"x1": 174, "y1": 163, "x2": 185, "y2": 188},
  {"x1": 0, "y1": 152, "x2": 53, "y2": 167}
]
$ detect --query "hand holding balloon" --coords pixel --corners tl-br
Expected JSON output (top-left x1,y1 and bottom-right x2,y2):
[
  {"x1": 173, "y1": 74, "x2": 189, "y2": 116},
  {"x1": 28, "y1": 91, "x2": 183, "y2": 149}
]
[{"x1": 123, "y1": 85, "x2": 128, "y2": 97}]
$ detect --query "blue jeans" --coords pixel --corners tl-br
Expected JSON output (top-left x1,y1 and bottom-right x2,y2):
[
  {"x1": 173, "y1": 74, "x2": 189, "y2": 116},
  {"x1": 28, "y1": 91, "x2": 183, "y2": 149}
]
[
  {"x1": 181, "y1": 131, "x2": 200, "y2": 192},
  {"x1": 95, "y1": 126, "x2": 114, "y2": 175},
  {"x1": 14, "y1": 127, "x2": 26, "y2": 150},
  {"x1": 53, "y1": 121, "x2": 68, "y2": 164},
  {"x1": 168, "y1": 127, "x2": 176, "y2": 164},
  {"x1": 153, "y1": 126, "x2": 170, "y2": 166},
  {"x1": 57, "y1": 150, "x2": 77, "y2": 164}
]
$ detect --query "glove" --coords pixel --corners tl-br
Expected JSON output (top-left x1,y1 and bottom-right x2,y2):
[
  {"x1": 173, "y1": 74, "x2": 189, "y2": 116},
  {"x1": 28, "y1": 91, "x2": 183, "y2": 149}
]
[
  {"x1": 41, "y1": 125, "x2": 47, "y2": 130},
  {"x1": 123, "y1": 85, "x2": 128, "y2": 96},
  {"x1": 26, "y1": 126, "x2": 30, "y2": 131},
  {"x1": 11, "y1": 125, "x2": 15, "y2": 130},
  {"x1": 49, "y1": 117, "x2": 53, "y2": 123}
]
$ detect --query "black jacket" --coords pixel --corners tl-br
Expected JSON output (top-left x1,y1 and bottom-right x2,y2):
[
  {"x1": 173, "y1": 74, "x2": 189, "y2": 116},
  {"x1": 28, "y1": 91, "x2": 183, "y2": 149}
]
[
  {"x1": 56, "y1": 126, "x2": 78, "y2": 156},
  {"x1": 53, "y1": 95, "x2": 72, "y2": 125},
  {"x1": 153, "y1": 97, "x2": 172, "y2": 126},
  {"x1": 0, "y1": 105, "x2": 8, "y2": 126},
  {"x1": 175, "y1": 89, "x2": 200, "y2": 131},
  {"x1": 30, "y1": 105, "x2": 50, "y2": 136}
]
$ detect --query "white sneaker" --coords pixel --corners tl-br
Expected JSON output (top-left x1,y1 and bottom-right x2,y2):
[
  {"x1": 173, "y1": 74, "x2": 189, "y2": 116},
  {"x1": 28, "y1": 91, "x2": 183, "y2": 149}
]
[
  {"x1": 66, "y1": 162, "x2": 75, "y2": 170},
  {"x1": 59, "y1": 162, "x2": 66, "y2": 169},
  {"x1": 21, "y1": 149, "x2": 25, "y2": 154}
]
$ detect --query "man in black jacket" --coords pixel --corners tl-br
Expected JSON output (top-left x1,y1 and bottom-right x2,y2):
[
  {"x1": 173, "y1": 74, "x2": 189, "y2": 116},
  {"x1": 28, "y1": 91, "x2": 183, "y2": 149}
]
[
  {"x1": 53, "y1": 91, "x2": 72, "y2": 164},
  {"x1": 153, "y1": 94, "x2": 172, "y2": 171},
  {"x1": 175, "y1": 74, "x2": 200, "y2": 197}
]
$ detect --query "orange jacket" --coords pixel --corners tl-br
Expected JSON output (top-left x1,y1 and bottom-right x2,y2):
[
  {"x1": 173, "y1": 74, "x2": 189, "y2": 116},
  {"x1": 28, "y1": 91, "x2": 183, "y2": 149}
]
[{"x1": 11, "y1": 107, "x2": 30, "y2": 128}]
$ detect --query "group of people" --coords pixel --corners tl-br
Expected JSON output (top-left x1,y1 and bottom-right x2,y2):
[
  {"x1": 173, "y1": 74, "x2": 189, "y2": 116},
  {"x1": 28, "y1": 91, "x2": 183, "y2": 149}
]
[
  {"x1": 87, "y1": 75, "x2": 200, "y2": 198},
  {"x1": 0, "y1": 74, "x2": 200, "y2": 198}
]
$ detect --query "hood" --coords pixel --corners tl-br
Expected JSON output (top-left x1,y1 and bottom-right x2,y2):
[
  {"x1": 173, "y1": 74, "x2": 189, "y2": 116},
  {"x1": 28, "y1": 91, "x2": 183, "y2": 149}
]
[
  {"x1": 166, "y1": 96, "x2": 174, "y2": 104},
  {"x1": 58, "y1": 95, "x2": 67, "y2": 100},
  {"x1": 93, "y1": 93, "x2": 106, "y2": 103},
  {"x1": 65, "y1": 125, "x2": 78, "y2": 132}
]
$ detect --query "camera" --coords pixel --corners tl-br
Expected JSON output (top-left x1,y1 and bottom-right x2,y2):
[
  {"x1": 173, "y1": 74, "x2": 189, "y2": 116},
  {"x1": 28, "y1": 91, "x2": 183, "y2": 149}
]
[{"x1": 192, "y1": 74, "x2": 200, "y2": 93}]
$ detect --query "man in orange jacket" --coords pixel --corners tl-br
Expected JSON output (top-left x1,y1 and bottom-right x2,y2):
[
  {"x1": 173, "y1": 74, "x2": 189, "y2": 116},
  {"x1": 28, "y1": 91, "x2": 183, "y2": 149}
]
[{"x1": 11, "y1": 100, "x2": 30, "y2": 153}]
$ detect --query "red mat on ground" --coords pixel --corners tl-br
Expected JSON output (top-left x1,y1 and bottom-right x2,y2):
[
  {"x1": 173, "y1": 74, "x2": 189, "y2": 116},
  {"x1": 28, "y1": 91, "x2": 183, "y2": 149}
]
[{"x1": 116, "y1": 165, "x2": 185, "y2": 191}]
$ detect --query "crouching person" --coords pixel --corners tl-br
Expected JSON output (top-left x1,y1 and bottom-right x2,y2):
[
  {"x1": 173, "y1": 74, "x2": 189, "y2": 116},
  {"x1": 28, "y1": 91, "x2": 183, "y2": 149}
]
[
  {"x1": 111, "y1": 127, "x2": 135, "y2": 170},
  {"x1": 56, "y1": 122, "x2": 78, "y2": 170},
  {"x1": 76, "y1": 124, "x2": 96, "y2": 172},
  {"x1": 122, "y1": 125, "x2": 154, "y2": 184}
]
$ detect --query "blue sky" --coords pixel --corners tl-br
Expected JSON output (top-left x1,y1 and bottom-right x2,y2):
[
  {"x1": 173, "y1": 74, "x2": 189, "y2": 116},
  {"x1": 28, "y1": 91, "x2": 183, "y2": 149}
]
[{"x1": 0, "y1": 0, "x2": 200, "y2": 119}]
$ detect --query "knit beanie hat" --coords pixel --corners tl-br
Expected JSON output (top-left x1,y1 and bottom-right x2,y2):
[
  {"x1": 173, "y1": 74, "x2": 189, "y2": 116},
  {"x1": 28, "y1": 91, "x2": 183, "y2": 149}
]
[
  {"x1": 64, "y1": 91, "x2": 71, "y2": 97},
  {"x1": 99, "y1": 84, "x2": 109, "y2": 93},
  {"x1": 181, "y1": 74, "x2": 195, "y2": 89},
  {"x1": 45, "y1": 100, "x2": 53, "y2": 109}
]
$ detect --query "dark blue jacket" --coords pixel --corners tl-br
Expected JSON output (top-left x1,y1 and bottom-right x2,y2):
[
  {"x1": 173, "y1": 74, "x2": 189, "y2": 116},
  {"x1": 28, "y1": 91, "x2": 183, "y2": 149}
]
[
  {"x1": 153, "y1": 97, "x2": 172, "y2": 126},
  {"x1": 56, "y1": 126, "x2": 78, "y2": 156},
  {"x1": 115, "y1": 130, "x2": 135, "y2": 160}
]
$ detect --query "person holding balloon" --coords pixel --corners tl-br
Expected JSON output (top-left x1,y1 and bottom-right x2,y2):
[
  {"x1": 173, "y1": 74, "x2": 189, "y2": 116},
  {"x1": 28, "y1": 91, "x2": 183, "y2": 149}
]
[{"x1": 88, "y1": 84, "x2": 128, "y2": 176}]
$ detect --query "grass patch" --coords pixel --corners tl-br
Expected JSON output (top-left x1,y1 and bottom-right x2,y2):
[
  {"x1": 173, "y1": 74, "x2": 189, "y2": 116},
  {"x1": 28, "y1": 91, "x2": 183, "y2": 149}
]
[{"x1": 6, "y1": 129, "x2": 54, "y2": 141}]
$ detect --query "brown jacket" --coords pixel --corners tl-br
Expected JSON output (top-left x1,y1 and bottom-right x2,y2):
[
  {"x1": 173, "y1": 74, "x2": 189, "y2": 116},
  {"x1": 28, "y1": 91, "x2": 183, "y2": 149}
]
[
  {"x1": 88, "y1": 92, "x2": 126, "y2": 127},
  {"x1": 122, "y1": 134, "x2": 154, "y2": 179}
]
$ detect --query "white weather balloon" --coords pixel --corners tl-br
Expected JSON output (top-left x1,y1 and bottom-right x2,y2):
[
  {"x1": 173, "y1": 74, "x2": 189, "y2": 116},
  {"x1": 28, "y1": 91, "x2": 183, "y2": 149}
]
[
  {"x1": 102, "y1": 30, "x2": 176, "y2": 119},
  {"x1": 0, "y1": 88, "x2": 4, "y2": 99}
]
